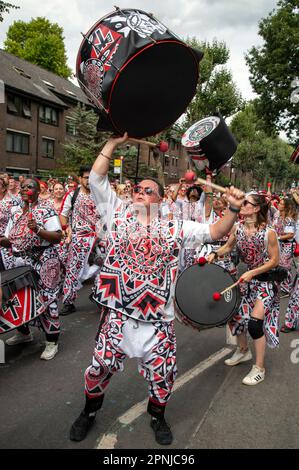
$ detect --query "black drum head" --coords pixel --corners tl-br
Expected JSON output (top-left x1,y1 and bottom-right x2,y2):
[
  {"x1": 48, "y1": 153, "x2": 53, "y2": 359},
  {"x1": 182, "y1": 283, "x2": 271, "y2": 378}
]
[
  {"x1": 175, "y1": 263, "x2": 240, "y2": 327},
  {"x1": 106, "y1": 42, "x2": 199, "y2": 138}
]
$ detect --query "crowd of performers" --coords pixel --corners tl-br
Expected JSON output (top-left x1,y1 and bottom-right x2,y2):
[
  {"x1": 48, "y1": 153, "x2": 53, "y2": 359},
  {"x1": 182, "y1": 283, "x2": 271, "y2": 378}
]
[{"x1": 0, "y1": 141, "x2": 299, "y2": 445}]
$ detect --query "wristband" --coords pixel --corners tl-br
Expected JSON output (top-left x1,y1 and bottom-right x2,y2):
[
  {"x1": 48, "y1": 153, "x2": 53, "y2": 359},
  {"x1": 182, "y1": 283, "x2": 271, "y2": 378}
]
[
  {"x1": 228, "y1": 205, "x2": 241, "y2": 213},
  {"x1": 100, "y1": 152, "x2": 112, "y2": 161},
  {"x1": 36, "y1": 226, "x2": 42, "y2": 235},
  {"x1": 211, "y1": 251, "x2": 218, "y2": 260}
]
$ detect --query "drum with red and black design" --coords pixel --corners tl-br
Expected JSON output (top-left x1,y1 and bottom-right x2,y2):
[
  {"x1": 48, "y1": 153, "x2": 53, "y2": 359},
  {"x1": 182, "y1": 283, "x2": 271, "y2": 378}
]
[
  {"x1": 0, "y1": 267, "x2": 45, "y2": 334},
  {"x1": 76, "y1": 7, "x2": 203, "y2": 138},
  {"x1": 175, "y1": 262, "x2": 240, "y2": 330},
  {"x1": 181, "y1": 113, "x2": 238, "y2": 172}
]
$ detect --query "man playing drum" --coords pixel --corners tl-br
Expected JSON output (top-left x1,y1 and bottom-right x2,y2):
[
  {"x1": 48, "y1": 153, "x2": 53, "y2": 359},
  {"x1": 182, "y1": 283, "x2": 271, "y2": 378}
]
[{"x1": 69, "y1": 133, "x2": 245, "y2": 445}]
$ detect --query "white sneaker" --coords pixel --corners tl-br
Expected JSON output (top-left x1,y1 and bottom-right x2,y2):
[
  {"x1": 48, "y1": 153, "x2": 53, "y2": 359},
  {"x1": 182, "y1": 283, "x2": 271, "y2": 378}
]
[
  {"x1": 40, "y1": 342, "x2": 58, "y2": 361},
  {"x1": 6, "y1": 331, "x2": 34, "y2": 346},
  {"x1": 242, "y1": 365, "x2": 265, "y2": 386},
  {"x1": 224, "y1": 347, "x2": 252, "y2": 366}
]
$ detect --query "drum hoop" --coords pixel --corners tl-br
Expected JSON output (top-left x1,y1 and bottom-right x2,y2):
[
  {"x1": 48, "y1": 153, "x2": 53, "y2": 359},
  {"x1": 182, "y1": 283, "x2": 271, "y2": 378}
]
[{"x1": 1, "y1": 267, "x2": 39, "y2": 305}]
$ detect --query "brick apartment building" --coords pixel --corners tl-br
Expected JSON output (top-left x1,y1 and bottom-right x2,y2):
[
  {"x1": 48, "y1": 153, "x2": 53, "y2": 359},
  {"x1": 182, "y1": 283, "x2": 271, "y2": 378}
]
[{"x1": 0, "y1": 49, "x2": 190, "y2": 182}]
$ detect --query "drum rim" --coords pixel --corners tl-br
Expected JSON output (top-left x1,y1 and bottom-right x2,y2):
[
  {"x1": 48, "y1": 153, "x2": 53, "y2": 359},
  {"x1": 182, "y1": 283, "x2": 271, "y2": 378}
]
[{"x1": 175, "y1": 263, "x2": 241, "y2": 328}]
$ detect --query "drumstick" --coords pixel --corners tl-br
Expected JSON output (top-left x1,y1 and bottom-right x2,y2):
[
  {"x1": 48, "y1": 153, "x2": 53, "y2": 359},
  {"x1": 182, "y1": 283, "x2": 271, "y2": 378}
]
[
  {"x1": 213, "y1": 278, "x2": 243, "y2": 301},
  {"x1": 195, "y1": 177, "x2": 227, "y2": 194},
  {"x1": 128, "y1": 138, "x2": 157, "y2": 148}
]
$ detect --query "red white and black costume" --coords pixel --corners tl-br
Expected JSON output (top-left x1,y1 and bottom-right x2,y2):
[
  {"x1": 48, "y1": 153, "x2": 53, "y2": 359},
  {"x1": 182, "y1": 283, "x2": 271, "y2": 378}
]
[
  {"x1": 229, "y1": 224, "x2": 280, "y2": 348},
  {"x1": 60, "y1": 190, "x2": 101, "y2": 306},
  {"x1": 4, "y1": 204, "x2": 62, "y2": 341},
  {"x1": 84, "y1": 171, "x2": 213, "y2": 417}
]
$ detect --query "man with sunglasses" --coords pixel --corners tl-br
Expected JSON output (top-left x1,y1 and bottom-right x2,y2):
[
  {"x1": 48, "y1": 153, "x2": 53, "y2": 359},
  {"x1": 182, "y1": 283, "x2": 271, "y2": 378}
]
[
  {"x1": 59, "y1": 165, "x2": 102, "y2": 316},
  {"x1": 69, "y1": 133, "x2": 245, "y2": 445}
]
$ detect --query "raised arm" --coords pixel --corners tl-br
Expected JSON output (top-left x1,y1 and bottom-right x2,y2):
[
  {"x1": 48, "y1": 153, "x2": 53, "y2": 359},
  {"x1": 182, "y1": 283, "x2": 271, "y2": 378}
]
[
  {"x1": 209, "y1": 186, "x2": 244, "y2": 241},
  {"x1": 92, "y1": 133, "x2": 128, "y2": 176}
]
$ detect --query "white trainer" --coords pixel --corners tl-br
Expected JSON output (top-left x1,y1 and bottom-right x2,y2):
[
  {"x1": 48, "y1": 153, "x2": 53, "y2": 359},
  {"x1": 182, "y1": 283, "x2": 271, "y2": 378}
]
[
  {"x1": 242, "y1": 365, "x2": 265, "y2": 386},
  {"x1": 40, "y1": 342, "x2": 58, "y2": 361},
  {"x1": 224, "y1": 347, "x2": 252, "y2": 366},
  {"x1": 6, "y1": 331, "x2": 34, "y2": 346}
]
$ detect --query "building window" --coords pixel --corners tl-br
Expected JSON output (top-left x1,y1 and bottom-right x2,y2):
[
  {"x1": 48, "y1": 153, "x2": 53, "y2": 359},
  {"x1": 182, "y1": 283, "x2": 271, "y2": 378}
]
[
  {"x1": 42, "y1": 138, "x2": 55, "y2": 159},
  {"x1": 176, "y1": 157, "x2": 178, "y2": 167},
  {"x1": 172, "y1": 156, "x2": 176, "y2": 166},
  {"x1": 7, "y1": 94, "x2": 32, "y2": 119},
  {"x1": 164, "y1": 155, "x2": 169, "y2": 167},
  {"x1": 39, "y1": 105, "x2": 58, "y2": 126},
  {"x1": 6, "y1": 131, "x2": 30, "y2": 154},
  {"x1": 66, "y1": 117, "x2": 76, "y2": 136}
]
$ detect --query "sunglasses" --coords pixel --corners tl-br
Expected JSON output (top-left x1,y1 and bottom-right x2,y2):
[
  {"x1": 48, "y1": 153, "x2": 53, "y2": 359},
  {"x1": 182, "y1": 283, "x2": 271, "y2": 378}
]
[
  {"x1": 242, "y1": 200, "x2": 257, "y2": 207},
  {"x1": 133, "y1": 185, "x2": 157, "y2": 196},
  {"x1": 20, "y1": 183, "x2": 36, "y2": 190}
]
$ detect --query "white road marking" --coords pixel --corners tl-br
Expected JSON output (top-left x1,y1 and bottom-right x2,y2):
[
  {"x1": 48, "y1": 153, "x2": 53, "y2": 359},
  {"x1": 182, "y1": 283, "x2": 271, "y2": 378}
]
[{"x1": 95, "y1": 347, "x2": 231, "y2": 449}]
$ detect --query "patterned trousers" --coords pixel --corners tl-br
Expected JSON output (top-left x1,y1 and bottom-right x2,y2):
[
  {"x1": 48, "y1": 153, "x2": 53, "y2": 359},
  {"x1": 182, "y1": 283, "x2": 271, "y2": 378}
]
[
  {"x1": 284, "y1": 272, "x2": 299, "y2": 329},
  {"x1": 84, "y1": 309, "x2": 177, "y2": 414}
]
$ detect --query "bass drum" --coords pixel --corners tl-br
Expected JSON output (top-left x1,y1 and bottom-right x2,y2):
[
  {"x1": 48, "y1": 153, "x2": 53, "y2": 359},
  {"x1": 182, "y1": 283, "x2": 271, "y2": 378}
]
[
  {"x1": 76, "y1": 8, "x2": 203, "y2": 138},
  {"x1": 175, "y1": 263, "x2": 240, "y2": 330}
]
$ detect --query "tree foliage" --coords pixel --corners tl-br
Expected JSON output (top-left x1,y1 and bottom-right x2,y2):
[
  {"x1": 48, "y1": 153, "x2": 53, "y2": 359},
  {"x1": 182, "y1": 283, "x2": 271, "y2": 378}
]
[
  {"x1": 0, "y1": 1, "x2": 19, "y2": 22},
  {"x1": 4, "y1": 16, "x2": 72, "y2": 78},
  {"x1": 183, "y1": 38, "x2": 243, "y2": 129},
  {"x1": 245, "y1": 0, "x2": 299, "y2": 141},
  {"x1": 230, "y1": 103, "x2": 299, "y2": 189},
  {"x1": 59, "y1": 104, "x2": 105, "y2": 174}
]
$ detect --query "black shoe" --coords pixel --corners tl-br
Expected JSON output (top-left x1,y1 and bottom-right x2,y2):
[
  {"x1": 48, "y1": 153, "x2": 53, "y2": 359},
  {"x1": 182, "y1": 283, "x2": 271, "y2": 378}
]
[
  {"x1": 69, "y1": 411, "x2": 95, "y2": 442},
  {"x1": 150, "y1": 417, "x2": 173, "y2": 445},
  {"x1": 60, "y1": 304, "x2": 76, "y2": 316}
]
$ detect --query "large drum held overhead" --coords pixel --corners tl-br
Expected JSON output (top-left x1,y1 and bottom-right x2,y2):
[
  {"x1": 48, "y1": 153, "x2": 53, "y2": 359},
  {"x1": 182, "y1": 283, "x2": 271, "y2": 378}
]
[
  {"x1": 76, "y1": 8, "x2": 203, "y2": 138},
  {"x1": 175, "y1": 263, "x2": 241, "y2": 331}
]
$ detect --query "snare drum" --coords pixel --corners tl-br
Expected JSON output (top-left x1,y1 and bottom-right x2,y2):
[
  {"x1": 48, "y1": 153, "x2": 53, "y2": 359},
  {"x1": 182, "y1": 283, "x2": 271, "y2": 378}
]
[
  {"x1": 0, "y1": 267, "x2": 44, "y2": 334},
  {"x1": 76, "y1": 8, "x2": 203, "y2": 138},
  {"x1": 175, "y1": 263, "x2": 240, "y2": 330}
]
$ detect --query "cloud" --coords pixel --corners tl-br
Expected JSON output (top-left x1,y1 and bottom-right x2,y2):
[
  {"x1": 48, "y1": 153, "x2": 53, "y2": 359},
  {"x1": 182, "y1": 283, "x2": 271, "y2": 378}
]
[{"x1": 0, "y1": 0, "x2": 278, "y2": 100}]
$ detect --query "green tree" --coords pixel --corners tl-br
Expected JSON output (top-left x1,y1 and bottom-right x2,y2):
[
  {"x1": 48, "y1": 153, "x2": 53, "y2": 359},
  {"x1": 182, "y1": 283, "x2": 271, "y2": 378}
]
[
  {"x1": 59, "y1": 104, "x2": 104, "y2": 174},
  {"x1": 4, "y1": 16, "x2": 72, "y2": 78},
  {"x1": 245, "y1": 0, "x2": 299, "y2": 141},
  {"x1": 0, "y1": 1, "x2": 19, "y2": 22},
  {"x1": 230, "y1": 103, "x2": 299, "y2": 189},
  {"x1": 183, "y1": 38, "x2": 243, "y2": 128}
]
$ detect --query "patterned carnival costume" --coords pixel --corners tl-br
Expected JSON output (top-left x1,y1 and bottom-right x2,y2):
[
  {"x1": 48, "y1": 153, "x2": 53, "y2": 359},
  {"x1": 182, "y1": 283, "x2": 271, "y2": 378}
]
[
  {"x1": 229, "y1": 223, "x2": 280, "y2": 348},
  {"x1": 60, "y1": 190, "x2": 102, "y2": 310},
  {"x1": 4, "y1": 204, "x2": 62, "y2": 346},
  {"x1": 272, "y1": 213, "x2": 296, "y2": 295},
  {"x1": 71, "y1": 171, "x2": 214, "y2": 443},
  {"x1": 0, "y1": 194, "x2": 21, "y2": 270}
]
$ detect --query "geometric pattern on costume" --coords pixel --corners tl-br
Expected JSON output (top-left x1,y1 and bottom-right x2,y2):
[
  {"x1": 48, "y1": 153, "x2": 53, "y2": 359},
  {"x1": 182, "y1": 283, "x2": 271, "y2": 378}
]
[
  {"x1": 84, "y1": 308, "x2": 177, "y2": 405},
  {"x1": 60, "y1": 190, "x2": 101, "y2": 304},
  {"x1": 273, "y1": 214, "x2": 296, "y2": 294},
  {"x1": 284, "y1": 272, "x2": 299, "y2": 329},
  {"x1": 92, "y1": 207, "x2": 182, "y2": 322},
  {"x1": 6, "y1": 204, "x2": 62, "y2": 337},
  {"x1": 229, "y1": 224, "x2": 280, "y2": 348}
]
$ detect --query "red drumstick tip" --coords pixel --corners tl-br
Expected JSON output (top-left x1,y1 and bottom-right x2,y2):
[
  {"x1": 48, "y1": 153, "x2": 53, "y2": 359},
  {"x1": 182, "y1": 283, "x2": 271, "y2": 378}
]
[
  {"x1": 213, "y1": 292, "x2": 221, "y2": 301},
  {"x1": 198, "y1": 257, "x2": 207, "y2": 266}
]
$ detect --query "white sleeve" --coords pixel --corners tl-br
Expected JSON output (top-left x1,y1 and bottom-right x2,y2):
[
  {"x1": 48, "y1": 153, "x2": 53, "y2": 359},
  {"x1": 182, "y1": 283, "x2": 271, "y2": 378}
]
[
  {"x1": 182, "y1": 220, "x2": 213, "y2": 247},
  {"x1": 89, "y1": 170, "x2": 122, "y2": 231},
  {"x1": 60, "y1": 192, "x2": 73, "y2": 218},
  {"x1": 44, "y1": 215, "x2": 61, "y2": 232}
]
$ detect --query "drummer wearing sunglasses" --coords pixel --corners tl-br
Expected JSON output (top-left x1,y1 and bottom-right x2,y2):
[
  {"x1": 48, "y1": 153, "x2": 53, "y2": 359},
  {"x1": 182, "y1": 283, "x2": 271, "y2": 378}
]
[{"x1": 69, "y1": 132, "x2": 245, "y2": 446}]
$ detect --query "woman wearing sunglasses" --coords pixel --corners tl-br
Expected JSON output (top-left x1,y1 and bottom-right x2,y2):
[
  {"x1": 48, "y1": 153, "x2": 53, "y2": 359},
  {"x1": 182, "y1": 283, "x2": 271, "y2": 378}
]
[
  {"x1": 208, "y1": 192, "x2": 280, "y2": 385},
  {"x1": 0, "y1": 178, "x2": 62, "y2": 361},
  {"x1": 69, "y1": 132, "x2": 245, "y2": 446}
]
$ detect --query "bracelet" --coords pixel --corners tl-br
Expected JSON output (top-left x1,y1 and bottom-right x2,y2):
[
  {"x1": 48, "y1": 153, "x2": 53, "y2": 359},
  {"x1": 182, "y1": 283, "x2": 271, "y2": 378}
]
[
  {"x1": 36, "y1": 226, "x2": 42, "y2": 235},
  {"x1": 211, "y1": 251, "x2": 218, "y2": 260},
  {"x1": 100, "y1": 152, "x2": 111, "y2": 161},
  {"x1": 228, "y1": 205, "x2": 241, "y2": 213}
]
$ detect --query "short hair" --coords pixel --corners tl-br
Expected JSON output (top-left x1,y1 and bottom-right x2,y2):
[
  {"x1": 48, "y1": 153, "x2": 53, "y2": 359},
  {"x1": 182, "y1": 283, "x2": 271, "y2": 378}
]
[
  {"x1": 79, "y1": 165, "x2": 92, "y2": 177},
  {"x1": 186, "y1": 185, "x2": 203, "y2": 201},
  {"x1": 140, "y1": 177, "x2": 164, "y2": 198}
]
